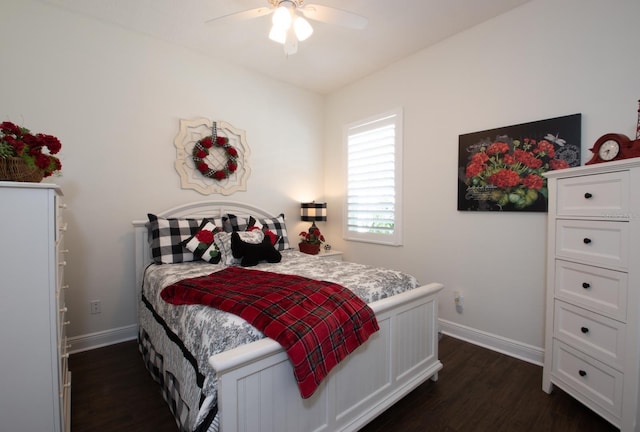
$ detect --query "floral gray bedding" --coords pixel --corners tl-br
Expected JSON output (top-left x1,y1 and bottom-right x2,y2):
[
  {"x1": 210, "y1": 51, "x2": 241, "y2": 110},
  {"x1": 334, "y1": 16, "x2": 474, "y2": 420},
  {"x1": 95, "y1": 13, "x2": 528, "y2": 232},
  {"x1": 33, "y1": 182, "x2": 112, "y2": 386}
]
[{"x1": 138, "y1": 250, "x2": 419, "y2": 432}]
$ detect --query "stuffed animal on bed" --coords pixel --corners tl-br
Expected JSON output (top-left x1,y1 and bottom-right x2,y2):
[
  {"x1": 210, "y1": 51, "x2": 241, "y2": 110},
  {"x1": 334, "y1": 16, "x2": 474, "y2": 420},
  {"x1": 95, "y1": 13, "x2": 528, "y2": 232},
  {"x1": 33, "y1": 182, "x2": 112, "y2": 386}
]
[{"x1": 231, "y1": 231, "x2": 282, "y2": 267}]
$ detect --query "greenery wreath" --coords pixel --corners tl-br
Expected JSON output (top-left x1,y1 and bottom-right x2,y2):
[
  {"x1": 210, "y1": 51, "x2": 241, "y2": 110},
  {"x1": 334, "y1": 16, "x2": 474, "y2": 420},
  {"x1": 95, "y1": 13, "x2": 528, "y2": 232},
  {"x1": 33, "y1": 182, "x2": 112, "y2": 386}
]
[{"x1": 192, "y1": 133, "x2": 239, "y2": 181}]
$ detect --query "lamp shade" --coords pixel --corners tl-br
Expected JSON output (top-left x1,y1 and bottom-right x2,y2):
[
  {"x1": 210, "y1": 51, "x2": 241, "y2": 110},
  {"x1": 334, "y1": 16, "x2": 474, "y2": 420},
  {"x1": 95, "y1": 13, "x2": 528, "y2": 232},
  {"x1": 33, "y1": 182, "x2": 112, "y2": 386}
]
[{"x1": 300, "y1": 202, "x2": 327, "y2": 222}]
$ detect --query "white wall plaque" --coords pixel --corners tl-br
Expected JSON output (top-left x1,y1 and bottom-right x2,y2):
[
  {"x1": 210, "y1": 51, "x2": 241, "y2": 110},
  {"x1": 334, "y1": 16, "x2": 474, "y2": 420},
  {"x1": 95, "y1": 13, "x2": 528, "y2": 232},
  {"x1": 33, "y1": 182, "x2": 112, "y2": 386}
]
[{"x1": 174, "y1": 118, "x2": 251, "y2": 195}]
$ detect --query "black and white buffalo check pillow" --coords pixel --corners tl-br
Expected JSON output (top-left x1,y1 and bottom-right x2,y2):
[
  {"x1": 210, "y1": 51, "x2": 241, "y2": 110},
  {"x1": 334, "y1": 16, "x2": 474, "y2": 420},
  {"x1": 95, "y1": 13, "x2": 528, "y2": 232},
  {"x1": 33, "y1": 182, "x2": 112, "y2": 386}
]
[
  {"x1": 258, "y1": 213, "x2": 290, "y2": 251},
  {"x1": 146, "y1": 214, "x2": 201, "y2": 264},
  {"x1": 223, "y1": 213, "x2": 251, "y2": 232}
]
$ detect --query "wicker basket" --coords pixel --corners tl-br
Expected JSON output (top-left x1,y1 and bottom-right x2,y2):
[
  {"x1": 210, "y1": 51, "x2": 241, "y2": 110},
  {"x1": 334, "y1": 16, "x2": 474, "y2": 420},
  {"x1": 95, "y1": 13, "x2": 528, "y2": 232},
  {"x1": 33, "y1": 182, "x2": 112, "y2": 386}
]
[{"x1": 0, "y1": 157, "x2": 44, "y2": 182}]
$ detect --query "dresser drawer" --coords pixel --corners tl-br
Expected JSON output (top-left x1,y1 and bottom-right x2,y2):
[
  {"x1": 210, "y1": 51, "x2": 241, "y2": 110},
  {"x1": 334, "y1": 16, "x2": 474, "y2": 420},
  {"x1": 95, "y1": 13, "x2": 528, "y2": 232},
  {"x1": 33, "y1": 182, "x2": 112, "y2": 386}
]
[
  {"x1": 56, "y1": 283, "x2": 68, "y2": 317},
  {"x1": 58, "y1": 336, "x2": 70, "y2": 397},
  {"x1": 58, "y1": 335, "x2": 70, "y2": 368},
  {"x1": 554, "y1": 301, "x2": 625, "y2": 369},
  {"x1": 57, "y1": 253, "x2": 67, "y2": 293},
  {"x1": 556, "y1": 171, "x2": 629, "y2": 218},
  {"x1": 554, "y1": 260, "x2": 627, "y2": 321},
  {"x1": 57, "y1": 222, "x2": 68, "y2": 245},
  {"x1": 55, "y1": 199, "x2": 66, "y2": 242},
  {"x1": 555, "y1": 220, "x2": 628, "y2": 269},
  {"x1": 552, "y1": 341, "x2": 623, "y2": 418},
  {"x1": 57, "y1": 268, "x2": 67, "y2": 296},
  {"x1": 57, "y1": 304, "x2": 69, "y2": 351},
  {"x1": 57, "y1": 246, "x2": 68, "y2": 265}
]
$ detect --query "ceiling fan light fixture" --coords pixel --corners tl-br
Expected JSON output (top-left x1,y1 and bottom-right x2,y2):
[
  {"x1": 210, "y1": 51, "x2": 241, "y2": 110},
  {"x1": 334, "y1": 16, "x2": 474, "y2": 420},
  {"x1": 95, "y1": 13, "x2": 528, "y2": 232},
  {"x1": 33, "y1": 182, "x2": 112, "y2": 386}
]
[
  {"x1": 206, "y1": 1, "x2": 368, "y2": 56},
  {"x1": 271, "y1": 4, "x2": 292, "y2": 29},
  {"x1": 267, "y1": 0, "x2": 316, "y2": 54},
  {"x1": 293, "y1": 16, "x2": 313, "y2": 41},
  {"x1": 268, "y1": 25, "x2": 287, "y2": 44}
]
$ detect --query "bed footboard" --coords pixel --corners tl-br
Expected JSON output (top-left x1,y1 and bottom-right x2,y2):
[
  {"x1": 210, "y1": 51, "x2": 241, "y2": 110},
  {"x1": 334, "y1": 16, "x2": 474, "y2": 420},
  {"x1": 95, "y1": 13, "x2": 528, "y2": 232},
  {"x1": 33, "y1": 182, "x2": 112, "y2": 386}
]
[{"x1": 210, "y1": 282, "x2": 443, "y2": 432}]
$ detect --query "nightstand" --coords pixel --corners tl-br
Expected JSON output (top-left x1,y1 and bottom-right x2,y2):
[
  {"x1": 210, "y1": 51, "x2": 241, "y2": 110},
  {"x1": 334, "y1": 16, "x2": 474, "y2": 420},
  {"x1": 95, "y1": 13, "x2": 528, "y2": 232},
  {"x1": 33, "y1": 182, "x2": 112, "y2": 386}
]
[{"x1": 317, "y1": 250, "x2": 343, "y2": 261}]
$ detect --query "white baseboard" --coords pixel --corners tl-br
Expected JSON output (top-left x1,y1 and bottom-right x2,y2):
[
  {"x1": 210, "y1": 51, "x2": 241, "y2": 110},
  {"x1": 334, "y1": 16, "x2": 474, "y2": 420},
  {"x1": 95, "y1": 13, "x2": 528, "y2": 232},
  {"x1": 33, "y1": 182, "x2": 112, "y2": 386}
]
[
  {"x1": 438, "y1": 319, "x2": 544, "y2": 366},
  {"x1": 68, "y1": 324, "x2": 138, "y2": 354}
]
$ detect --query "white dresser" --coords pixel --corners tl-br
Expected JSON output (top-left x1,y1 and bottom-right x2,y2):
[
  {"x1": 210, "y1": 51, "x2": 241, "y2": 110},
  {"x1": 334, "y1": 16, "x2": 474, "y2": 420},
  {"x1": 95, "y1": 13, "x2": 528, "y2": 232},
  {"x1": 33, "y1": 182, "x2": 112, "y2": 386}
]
[
  {"x1": 0, "y1": 182, "x2": 71, "y2": 432},
  {"x1": 542, "y1": 159, "x2": 640, "y2": 431}
]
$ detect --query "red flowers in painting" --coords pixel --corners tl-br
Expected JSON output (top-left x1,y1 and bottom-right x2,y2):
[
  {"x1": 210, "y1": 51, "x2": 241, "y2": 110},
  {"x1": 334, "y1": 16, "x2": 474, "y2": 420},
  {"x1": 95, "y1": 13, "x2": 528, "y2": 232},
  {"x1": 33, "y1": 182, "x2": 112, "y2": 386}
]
[
  {"x1": 466, "y1": 152, "x2": 489, "y2": 177},
  {"x1": 486, "y1": 169, "x2": 520, "y2": 188},
  {"x1": 549, "y1": 159, "x2": 569, "y2": 170},
  {"x1": 521, "y1": 173, "x2": 545, "y2": 189},
  {"x1": 464, "y1": 136, "x2": 570, "y2": 210},
  {"x1": 486, "y1": 141, "x2": 509, "y2": 155},
  {"x1": 0, "y1": 121, "x2": 62, "y2": 177}
]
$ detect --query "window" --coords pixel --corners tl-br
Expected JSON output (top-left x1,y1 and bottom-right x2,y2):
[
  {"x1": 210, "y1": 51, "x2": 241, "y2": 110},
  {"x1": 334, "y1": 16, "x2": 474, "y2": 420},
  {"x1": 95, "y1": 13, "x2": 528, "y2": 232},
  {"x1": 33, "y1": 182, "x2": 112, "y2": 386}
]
[{"x1": 344, "y1": 108, "x2": 403, "y2": 246}]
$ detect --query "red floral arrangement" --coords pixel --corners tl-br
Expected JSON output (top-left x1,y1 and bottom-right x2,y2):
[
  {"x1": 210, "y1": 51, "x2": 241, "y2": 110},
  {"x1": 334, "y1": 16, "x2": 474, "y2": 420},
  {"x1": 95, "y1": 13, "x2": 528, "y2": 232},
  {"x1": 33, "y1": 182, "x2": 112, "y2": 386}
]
[
  {"x1": 299, "y1": 226, "x2": 325, "y2": 245},
  {"x1": 192, "y1": 134, "x2": 238, "y2": 181},
  {"x1": 0, "y1": 121, "x2": 62, "y2": 177},
  {"x1": 464, "y1": 137, "x2": 569, "y2": 209}
]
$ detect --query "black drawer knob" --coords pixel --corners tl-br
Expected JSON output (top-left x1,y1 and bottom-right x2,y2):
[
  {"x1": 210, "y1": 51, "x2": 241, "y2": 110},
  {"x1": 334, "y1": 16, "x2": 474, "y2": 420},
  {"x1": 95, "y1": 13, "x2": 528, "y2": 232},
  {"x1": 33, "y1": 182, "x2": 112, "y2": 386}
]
[
  {"x1": 579, "y1": 370, "x2": 587, "y2": 377},
  {"x1": 582, "y1": 282, "x2": 591, "y2": 289},
  {"x1": 584, "y1": 192, "x2": 593, "y2": 199},
  {"x1": 583, "y1": 238, "x2": 592, "y2": 244},
  {"x1": 581, "y1": 327, "x2": 589, "y2": 334}
]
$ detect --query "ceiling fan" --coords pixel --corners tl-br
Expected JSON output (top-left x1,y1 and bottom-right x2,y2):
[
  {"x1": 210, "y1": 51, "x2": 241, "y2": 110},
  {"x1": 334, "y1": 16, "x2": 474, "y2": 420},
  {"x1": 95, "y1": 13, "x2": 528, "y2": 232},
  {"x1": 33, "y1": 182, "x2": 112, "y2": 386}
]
[{"x1": 206, "y1": 0, "x2": 368, "y2": 56}]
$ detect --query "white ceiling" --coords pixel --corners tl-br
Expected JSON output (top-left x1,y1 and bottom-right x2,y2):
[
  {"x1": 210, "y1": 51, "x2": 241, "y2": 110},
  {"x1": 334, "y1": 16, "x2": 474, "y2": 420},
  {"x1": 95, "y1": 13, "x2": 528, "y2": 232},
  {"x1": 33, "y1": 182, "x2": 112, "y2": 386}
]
[{"x1": 38, "y1": 0, "x2": 531, "y2": 94}]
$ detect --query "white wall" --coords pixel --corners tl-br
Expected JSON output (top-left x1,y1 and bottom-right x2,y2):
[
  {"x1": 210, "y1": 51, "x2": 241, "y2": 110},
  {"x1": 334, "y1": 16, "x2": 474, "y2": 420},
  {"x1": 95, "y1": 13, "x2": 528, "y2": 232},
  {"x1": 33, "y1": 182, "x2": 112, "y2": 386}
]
[
  {"x1": 324, "y1": 0, "x2": 640, "y2": 361},
  {"x1": 1, "y1": 0, "x2": 324, "y2": 345}
]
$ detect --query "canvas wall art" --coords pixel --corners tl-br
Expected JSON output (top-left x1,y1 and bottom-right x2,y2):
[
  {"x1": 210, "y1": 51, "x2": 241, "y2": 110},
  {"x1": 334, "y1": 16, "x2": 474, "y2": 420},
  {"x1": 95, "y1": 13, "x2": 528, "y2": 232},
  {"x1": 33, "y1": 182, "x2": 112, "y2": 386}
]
[{"x1": 458, "y1": 114, "x2": 581, "y2": 212}]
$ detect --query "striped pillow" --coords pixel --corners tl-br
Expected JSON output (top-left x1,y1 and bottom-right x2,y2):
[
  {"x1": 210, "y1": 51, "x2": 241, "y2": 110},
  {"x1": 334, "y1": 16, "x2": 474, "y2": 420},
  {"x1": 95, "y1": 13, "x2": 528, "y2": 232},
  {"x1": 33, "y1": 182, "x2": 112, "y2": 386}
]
[{"x1": 181, "y1": 218, "x2": 224, "y2": 264}]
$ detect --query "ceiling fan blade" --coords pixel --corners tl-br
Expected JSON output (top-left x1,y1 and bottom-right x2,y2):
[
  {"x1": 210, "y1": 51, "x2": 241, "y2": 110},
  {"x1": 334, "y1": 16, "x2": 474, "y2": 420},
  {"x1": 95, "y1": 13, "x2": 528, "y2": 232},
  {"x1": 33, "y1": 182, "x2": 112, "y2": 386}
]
[
  {"x1": 299, "y1": 4, "x2": 367, "y2": 30},
  {"x1": 205, "y1": 6, "x2": 273, "y2": 25}
]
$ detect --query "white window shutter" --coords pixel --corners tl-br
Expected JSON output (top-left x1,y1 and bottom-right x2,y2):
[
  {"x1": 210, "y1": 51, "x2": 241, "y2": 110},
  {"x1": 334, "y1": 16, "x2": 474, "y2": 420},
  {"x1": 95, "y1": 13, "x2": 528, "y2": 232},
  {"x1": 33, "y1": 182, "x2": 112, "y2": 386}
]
[{"x1": 344, "y1": 108, "x2": 402, "y2": 246}]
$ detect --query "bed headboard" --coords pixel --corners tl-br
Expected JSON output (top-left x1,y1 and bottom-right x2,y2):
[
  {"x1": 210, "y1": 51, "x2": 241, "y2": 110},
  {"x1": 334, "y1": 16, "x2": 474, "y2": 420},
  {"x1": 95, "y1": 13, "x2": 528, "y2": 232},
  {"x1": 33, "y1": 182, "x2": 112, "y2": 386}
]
[{"x1": 132, "y1": 200, "x2": 280, "y2": 290}]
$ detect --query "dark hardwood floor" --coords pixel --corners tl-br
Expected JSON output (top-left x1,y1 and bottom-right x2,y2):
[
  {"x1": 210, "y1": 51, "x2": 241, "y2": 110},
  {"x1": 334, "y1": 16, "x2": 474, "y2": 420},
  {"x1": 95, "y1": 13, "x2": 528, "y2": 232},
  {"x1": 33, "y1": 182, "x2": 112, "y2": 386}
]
[
  {"x1": 69, "y1": 341, "x2": 178, "y2": 432},
  {"x1": 69, "y1": 335, "x2": 618, "y2": 432}
]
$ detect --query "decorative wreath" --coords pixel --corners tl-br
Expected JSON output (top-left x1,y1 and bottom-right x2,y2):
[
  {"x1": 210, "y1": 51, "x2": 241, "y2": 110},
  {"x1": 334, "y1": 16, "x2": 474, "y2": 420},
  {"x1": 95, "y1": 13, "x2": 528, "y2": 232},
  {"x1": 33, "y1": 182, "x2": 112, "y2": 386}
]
[{"x1": 192, "y1": 123, "x2": 239, "y2": 181}]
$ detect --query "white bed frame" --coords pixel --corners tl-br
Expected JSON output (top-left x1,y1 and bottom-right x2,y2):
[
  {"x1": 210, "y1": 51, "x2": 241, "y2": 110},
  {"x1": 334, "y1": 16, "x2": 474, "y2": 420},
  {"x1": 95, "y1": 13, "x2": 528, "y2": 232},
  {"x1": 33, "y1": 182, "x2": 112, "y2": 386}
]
[{"x1": 133, "y1": 201, "x2": 443, "y2": 432}]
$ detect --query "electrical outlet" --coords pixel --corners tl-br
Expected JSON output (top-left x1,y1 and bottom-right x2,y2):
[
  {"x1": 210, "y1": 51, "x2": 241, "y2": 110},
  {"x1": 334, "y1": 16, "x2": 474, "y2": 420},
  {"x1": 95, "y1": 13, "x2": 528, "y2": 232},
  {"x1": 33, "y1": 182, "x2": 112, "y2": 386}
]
[
  {"x1": 454, "y1": 291, "x2": 464, "y2": 313},
  {"x1": 90, "y1": 300, "x2": 101, "y2": 314},
  {"x1": 454, "y1": 291, "x2": 463, "y2": 305}
]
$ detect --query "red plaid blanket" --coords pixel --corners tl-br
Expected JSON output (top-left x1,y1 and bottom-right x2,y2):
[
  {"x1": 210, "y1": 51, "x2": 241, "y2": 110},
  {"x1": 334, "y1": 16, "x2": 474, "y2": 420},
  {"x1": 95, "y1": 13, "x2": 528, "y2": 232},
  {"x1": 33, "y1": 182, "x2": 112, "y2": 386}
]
[{"x1": 160, "y1": 266, "x2": 379, "y2": 398}]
